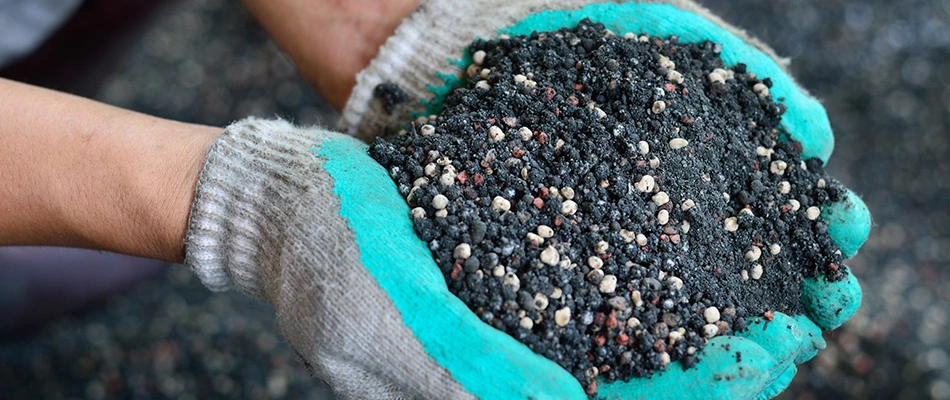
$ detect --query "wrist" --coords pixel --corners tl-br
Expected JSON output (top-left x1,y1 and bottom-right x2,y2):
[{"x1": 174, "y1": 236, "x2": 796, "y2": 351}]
[
  {"x1": 64, "y1": 118, "x2": 221, "y2": 262},
  {"x1": 128, "y1": 122, "x2": 220, "y2": 263},
  {"x1": 240, "y1": 0, "x2": 420, "y2": 111}
]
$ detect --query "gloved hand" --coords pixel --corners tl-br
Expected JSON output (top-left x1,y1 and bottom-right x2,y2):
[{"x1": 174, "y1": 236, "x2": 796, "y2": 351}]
[
  {"x1": 333, "y1": 0, "x2": 868, "y2": 398},
  {"x1": 185, "y1": 115, "x2": 863, "y2": 400},
  {"x1": 184, "y1": 1, "x2": 872, "y2": 399}
]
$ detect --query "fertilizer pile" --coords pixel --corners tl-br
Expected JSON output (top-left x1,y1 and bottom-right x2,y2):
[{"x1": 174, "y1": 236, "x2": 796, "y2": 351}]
[{"x1": 370, "y1": 19, "x2": 845, "y2": 393}]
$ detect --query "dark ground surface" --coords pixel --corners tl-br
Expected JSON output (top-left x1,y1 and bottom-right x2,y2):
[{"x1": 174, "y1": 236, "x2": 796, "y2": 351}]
[{"x1": 0, "y1": 0, "x2": 947, "y2": 399}]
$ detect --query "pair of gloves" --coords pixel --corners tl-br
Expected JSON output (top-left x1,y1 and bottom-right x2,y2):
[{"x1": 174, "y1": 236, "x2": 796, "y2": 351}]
[{"x1": 184, "y1": 1, "x2": 872, "y2": 399}]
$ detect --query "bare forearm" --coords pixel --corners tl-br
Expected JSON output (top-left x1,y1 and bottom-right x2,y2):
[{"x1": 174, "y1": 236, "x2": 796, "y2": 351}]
[
  {"x1": 0, "y1": 78, "x2": 220, "y2": 262},
  {"x1": 240, "y1": 0, "x2": 420, "y2": 110}
]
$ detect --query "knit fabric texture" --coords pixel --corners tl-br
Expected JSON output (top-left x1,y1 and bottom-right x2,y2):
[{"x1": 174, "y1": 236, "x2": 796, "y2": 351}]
[{"x1": 184, "y1": 118, "x2": 471, "y2": 399}]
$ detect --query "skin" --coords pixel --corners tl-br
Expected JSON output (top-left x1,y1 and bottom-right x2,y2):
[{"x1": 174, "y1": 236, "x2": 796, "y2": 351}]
[
  {"x1": 240, "y1": 0, "x2": 422, "y2": 110},
  {"x1": 0, "y1": 0, "x2": 420, "y2": 263}
]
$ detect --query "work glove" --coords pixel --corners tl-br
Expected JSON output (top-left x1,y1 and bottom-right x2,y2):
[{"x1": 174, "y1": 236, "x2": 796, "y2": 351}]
[
  {"x1": 185, "y1": 1, "x2": 872, "y2": 399},
  {"x1": 337, "y1": 0, "x2": 871, "y2": 398}
]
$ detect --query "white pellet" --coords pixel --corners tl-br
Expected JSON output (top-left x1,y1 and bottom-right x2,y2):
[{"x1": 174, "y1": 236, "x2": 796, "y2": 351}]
[
  {"x1": 669, "y1": 138, "x2": 689, "y2": 150},
  {"x1": 744, "y1": 246, "x2": 762, "y2": 262},
  {"x1": 666, "y1": 70, "x2": 684, "y2": 84},
  {"x1": 588, "y1": 256, "x2": 604, "y2": 269},
  {"x1": 540, "y1": 246, "x2": 559, "y2": 266},
  {"x1": 555, "y1": 307, "x2": 572, "y2": 326},
  {"x1": 491, "y1": 196, "x2": 511, "y2": 212},
  {"x1": 561, "y1": 200, "x2": 578, "y2": 216},
  {"x1": 424, "y1": 163, "x2": 438, "y2": 177},
  {"x1": 657, "y1": 209, "x2": 670, "y2": 225},
  {"x1": 492, "y1": 265, "x2": 505, "y2": 277},
  {"x1": 488, "y1": 125, "x2": 505, "y2": 142},
  {"x1": 518, "y1": 127, "x2": 533, "y2": 141},
  {"x1": 561, "y1": 187, "x2": 576, "y2": 200},
  {"x1": 432, "y1": 194, "x2": 449, "y2": 210},
  {"x1": 525, "y1": 232, "x2": 544, "y2": 246},
  {"x1": 770, "y1": 160, "x2": 788, "y2": 175},
  {"x1": 533, "y1": 293, "x2": 549, "y2": 310},
  {"x1": 770, "y1": 243, "x2": 781, "y2": 255},
  {"x1": 681, "y1": 199, "x2": 695, "y2": 211},
  {"x1": 724, "y1": 217, "x2": 739, "y2": 232},
  {"x1": 503, "y1": 272, "x2": 520, "y2": 291},
  {"x1": 667, "y1": 276, "x2": 683, "y2": 290},
  {"x1": 635, "y1": 175, "x2": 656, "y2": 192},
  {"x1": 619, "y1": 229, "x2": 636, "y2": 243},
  {"x1": 778, "y1": 181, "x2": 791, "y2": 194},
  {"x1": 537, "y1": 225, "x2": 554, "y2": 238},
  {"x1": 790, "y1": 199, "x2": 801, "y2": 211},
  {"x1": 751, "y1": 264, "x2": 764, "y2": 280},
  {"x1": 704, "y1": 307, "x2": 721, "y2": 323},
  {"x1": 472, "y1": 50, "x2": 486, "y2": 65},
  {"x1": 599, "y1": 275, "x2": 618, "y2": 293},
  {"x1": 638, "y1": 140, "x2": 650, "y2": 155},
  {"x1": 453, "y1": 243, "x2": 472, "y2": 259},
  {"x1": 410, "y1": 207, "x2": 426, "y2": 219},
  {"x1": 636, "y1": 233, "x2": 648, "y2": 246},
  {"x1": 519, "y1": 317, "x2": 534, "y2": 329}
]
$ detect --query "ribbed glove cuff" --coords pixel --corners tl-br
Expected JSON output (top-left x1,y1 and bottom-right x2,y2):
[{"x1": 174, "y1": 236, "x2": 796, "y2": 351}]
[{"x1": 184, "y1": 118, "x2": 324, "y2": 300}]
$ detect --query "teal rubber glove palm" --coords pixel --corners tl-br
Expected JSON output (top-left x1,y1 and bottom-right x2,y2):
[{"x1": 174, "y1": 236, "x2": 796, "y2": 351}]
[
  {"x1": 331, "y1": 0, "x2": 869, "y2": 398},
  {"x1": 184, "y1": 116, "x2": 866, "y2": 399}
]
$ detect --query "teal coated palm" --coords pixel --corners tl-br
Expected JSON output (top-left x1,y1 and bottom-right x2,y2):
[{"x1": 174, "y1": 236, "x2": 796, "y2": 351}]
[{"x1": 320, "y1": 2, "x2": 872, "y2": 399}]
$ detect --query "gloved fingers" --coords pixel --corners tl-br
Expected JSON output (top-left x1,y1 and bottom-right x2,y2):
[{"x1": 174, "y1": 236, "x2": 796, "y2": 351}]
[
  {"x1": 821, "y1": 188, "x2": 872, "y2": 259},
  {"x1": 734, "y1": 312, "x2": 824, "y2": 389},
  {"x1": 803, "y1": 193, "x2": 865, "y2": 330},
  {"x1": 317, "y1": 136, "x2": 588, "y2": 399},
  {"x1": 803, "y1": 192, "x2": 865, "y2": 331},
  {"x1": 736, "y1": 313, "x2": 825, "y2": 365},
  {"x1": 344, "y1": 0, "x2": 835, "y2": 163},
  {"x1": 755, "y1": 365, "x2": 797, "y2": 400},
  {"x1": 788, "y1": 315, "x2": 826, "y2": 364},
  {"x1": 596, "y1": 336, "x2": 775, "y2": 400},
  {"x1": 497, "y1": 1, "x2": 832, "y2": 162},
  {"x1": 801, "y1": 270, "x2": 863, "y2": 330}
]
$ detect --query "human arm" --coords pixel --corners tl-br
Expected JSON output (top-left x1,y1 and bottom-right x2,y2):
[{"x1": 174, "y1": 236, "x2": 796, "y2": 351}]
[
  {"x1": 0, "y1": 78, "x2": 220, "y2": 262},
  {"x1": 238, "y1": 0, "x2": 421, "y2": 111}
]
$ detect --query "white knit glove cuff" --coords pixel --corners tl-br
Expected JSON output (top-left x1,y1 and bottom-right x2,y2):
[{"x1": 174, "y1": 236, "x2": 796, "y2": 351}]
[
  {"x1": 339, "y1": 0, "x2": 790, "y2": 142},
  {"x1": 184, "y1": 118, "x2": 326, "y2": 301}
]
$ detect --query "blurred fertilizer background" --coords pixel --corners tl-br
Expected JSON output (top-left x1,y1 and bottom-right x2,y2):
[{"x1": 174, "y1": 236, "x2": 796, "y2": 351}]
[{"x1": 0, "y1": 0, "x2": 947, "y2": 398}]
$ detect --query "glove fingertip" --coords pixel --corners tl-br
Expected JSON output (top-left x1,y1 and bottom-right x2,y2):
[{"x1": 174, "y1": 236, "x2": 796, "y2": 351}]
[
  {"x1": 822, "y1": 189, "x2": 872, "y2": 259},
  {"x1": 736, "y1": 313, "x2": 805, "y2": 366},
  {"x1": 801, "y1": 272, "x2": 863, "y2": 330},
  {"x1": 756, "y1": 365, "x2": 797, "y2": 400},
  {"x1": 789, "y1": 315, "x2": 826, "y2": 363},
  {"x1": 596, "y1": 336, "x2": 774, "y2": 400}
]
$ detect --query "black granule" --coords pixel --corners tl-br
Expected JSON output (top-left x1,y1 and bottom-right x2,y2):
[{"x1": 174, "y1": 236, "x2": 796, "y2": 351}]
[
  {"x1": 369, "y1": 20, "x2": 845, "y2": 393},
  {"x1": 373, "y1": 82, "x2": 409, "y2": 114}
]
